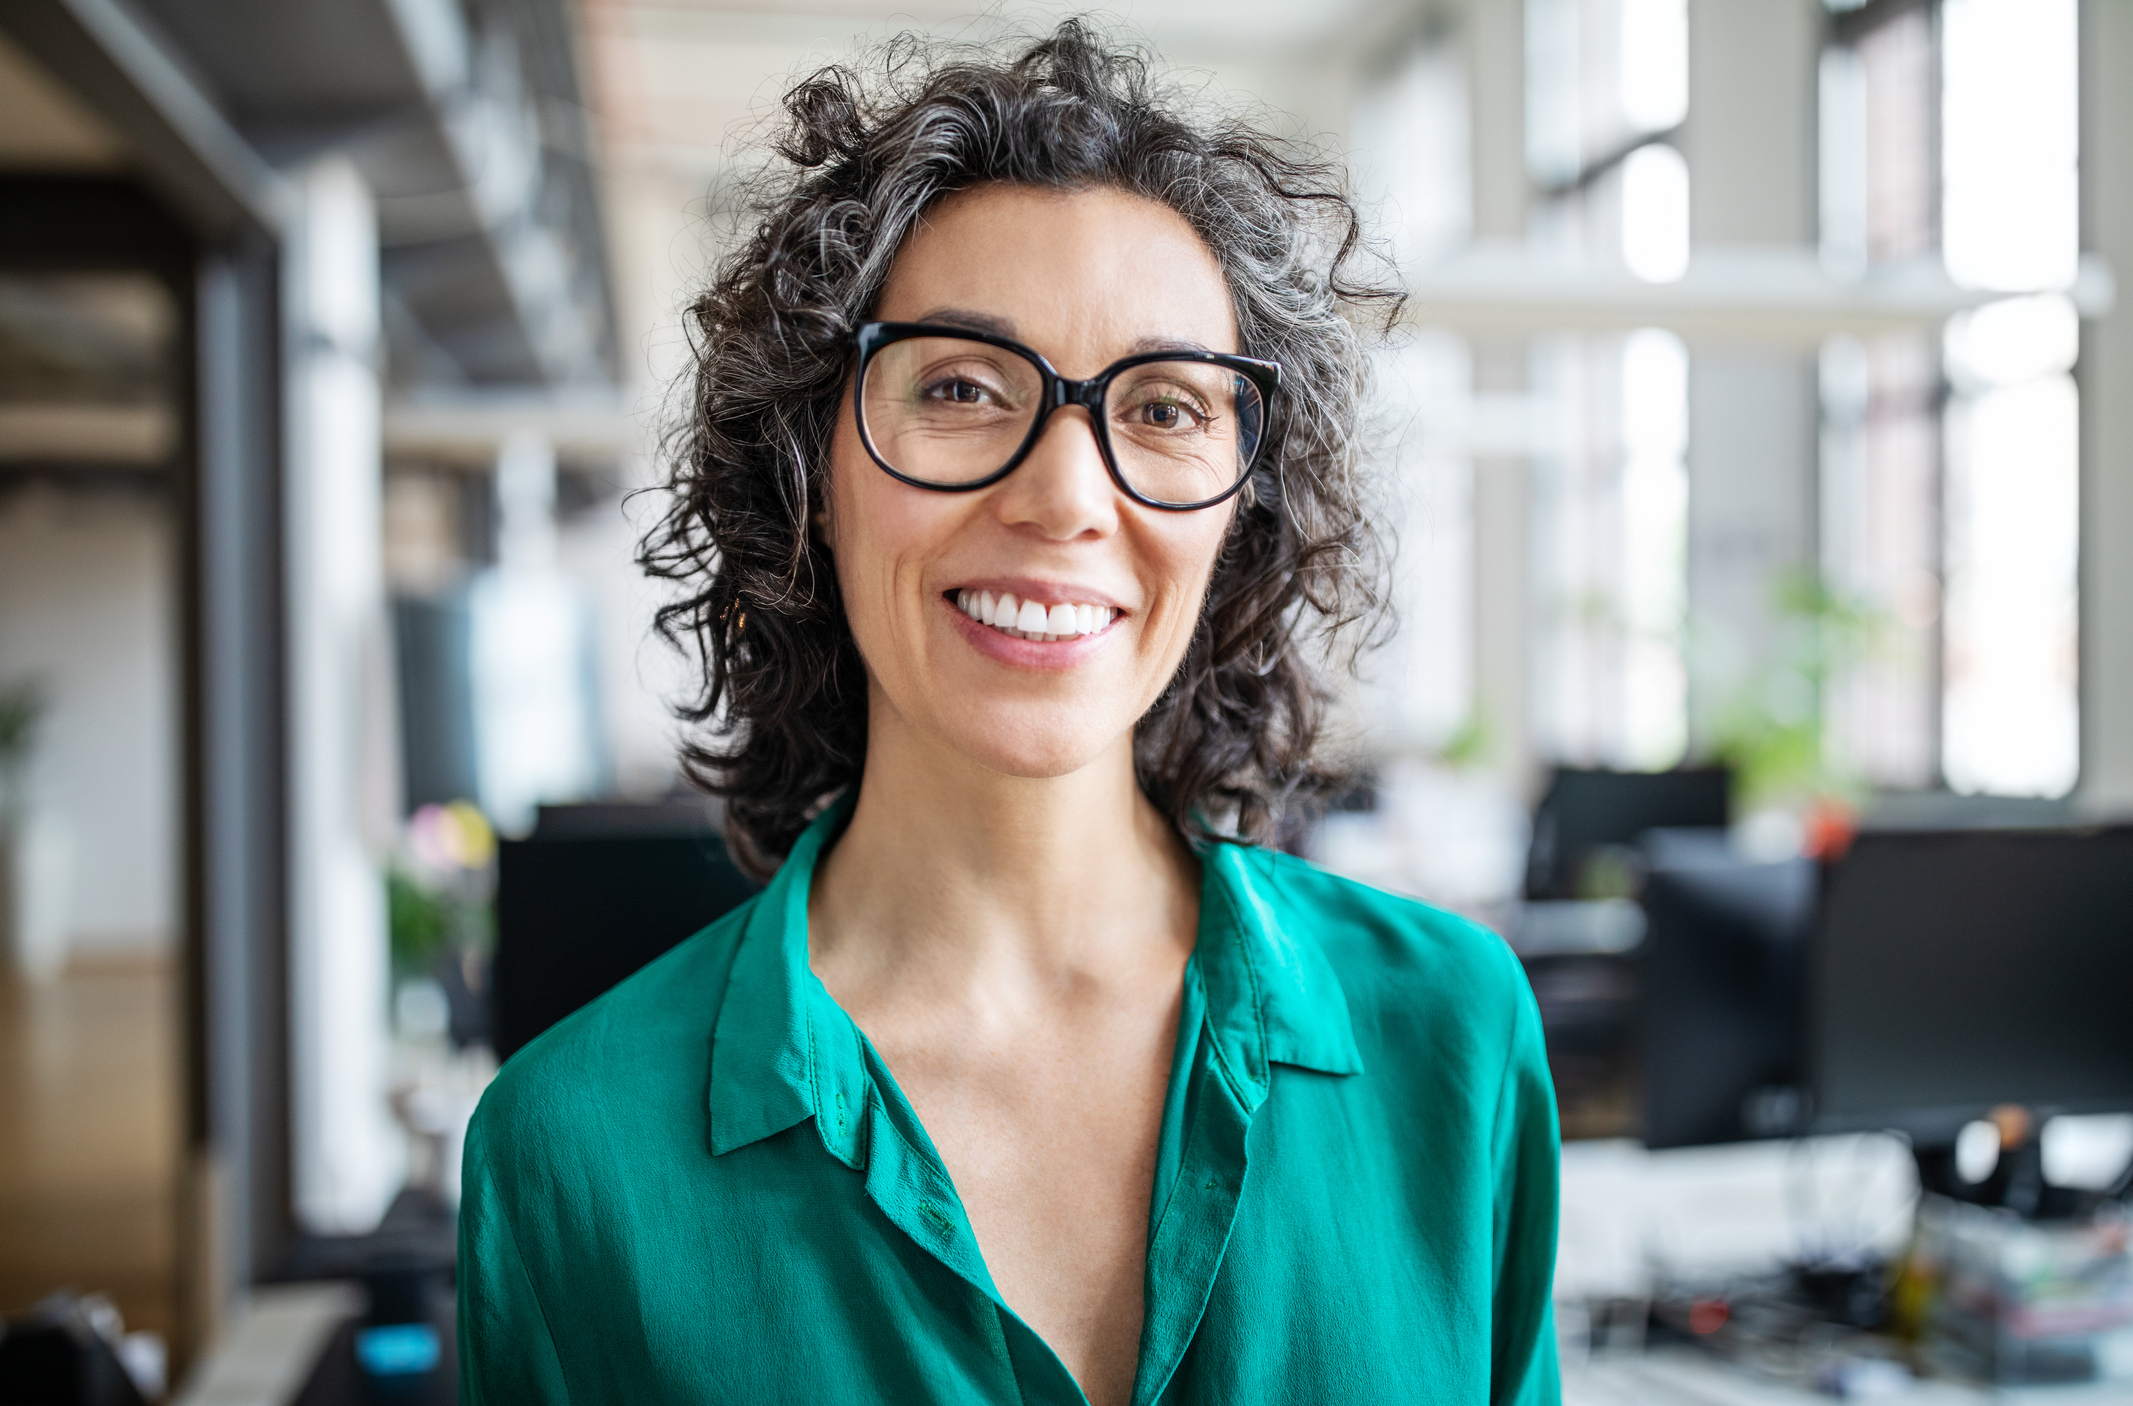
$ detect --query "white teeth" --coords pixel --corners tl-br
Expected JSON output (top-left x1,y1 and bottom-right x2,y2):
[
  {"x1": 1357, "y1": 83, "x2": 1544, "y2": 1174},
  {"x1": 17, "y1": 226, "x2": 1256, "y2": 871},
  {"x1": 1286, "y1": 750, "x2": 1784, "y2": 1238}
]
[{"x1": 952, "y1": 591, "x2": 1117, "y2": 640}]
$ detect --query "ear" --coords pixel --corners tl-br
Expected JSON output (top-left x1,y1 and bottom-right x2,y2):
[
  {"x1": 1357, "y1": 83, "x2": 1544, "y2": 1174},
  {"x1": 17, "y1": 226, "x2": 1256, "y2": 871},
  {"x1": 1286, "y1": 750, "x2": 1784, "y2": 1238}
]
[
  {"x1": 813, "y1": 379, "x2": 854, "y2": 552},
  {"x1": 811, "y1": 490, "x2": 834, "y2": 550}
]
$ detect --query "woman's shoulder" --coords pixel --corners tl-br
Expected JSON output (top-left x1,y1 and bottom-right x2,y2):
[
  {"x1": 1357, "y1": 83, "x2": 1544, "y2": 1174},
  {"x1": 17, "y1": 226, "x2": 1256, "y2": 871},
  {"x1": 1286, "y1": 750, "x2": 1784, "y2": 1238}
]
[
  {"x1": 468, "y1": 895, "x2": 763, "y2": 1160},
  {"x1": 1230, "y1": 844, "x2": 1533, "y2": 1034}
]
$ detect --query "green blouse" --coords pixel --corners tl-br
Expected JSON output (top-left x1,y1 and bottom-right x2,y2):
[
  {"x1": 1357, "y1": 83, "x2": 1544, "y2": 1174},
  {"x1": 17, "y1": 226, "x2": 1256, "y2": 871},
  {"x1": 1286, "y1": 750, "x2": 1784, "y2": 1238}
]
[{"x1": 459, "y1": 800, "x2": 1562, "y2": 1404}]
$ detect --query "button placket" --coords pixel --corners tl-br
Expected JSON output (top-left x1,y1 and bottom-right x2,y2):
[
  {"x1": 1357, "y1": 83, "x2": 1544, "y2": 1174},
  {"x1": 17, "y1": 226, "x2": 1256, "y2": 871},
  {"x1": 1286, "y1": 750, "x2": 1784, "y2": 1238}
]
[
  {"x1": 858, "y1": 1088, "x2": 1085, "y2": 1404},
  {"x1": 1131, "y1": 1044, "x2": 1257, "y2": 1406}
]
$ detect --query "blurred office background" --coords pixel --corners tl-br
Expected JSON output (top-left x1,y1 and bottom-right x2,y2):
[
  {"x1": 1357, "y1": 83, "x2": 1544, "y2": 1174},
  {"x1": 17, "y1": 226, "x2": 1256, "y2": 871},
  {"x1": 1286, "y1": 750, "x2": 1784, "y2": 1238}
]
[{"x1": 0, "y1": 0, "x2": 2129, "y2": 1400}]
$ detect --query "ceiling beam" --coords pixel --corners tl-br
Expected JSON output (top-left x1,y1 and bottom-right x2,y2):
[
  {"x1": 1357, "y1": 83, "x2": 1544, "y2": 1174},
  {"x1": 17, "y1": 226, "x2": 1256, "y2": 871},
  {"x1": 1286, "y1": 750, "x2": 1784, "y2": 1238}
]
[
  {"x1": 1400, "y1": 245, "x2": 2117, "y2": 346},
  {"x1": 0, "y1": 0, "x2": 289, "y2": 242}
]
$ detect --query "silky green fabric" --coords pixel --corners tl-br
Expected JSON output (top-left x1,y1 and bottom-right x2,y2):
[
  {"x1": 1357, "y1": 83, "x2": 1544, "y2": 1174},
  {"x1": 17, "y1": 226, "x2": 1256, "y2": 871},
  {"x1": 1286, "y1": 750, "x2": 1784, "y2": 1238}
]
[{"x1": 460, "y1": 799, "x2": 1562, "y2": 1404}]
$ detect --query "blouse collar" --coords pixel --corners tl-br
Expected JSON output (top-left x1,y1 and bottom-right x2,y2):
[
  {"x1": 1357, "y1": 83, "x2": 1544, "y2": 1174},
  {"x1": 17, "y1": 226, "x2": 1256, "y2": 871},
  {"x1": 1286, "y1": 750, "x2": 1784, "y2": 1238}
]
[{"x1": 707, "y1": 793, "x2": 1363, "y2": 1167}]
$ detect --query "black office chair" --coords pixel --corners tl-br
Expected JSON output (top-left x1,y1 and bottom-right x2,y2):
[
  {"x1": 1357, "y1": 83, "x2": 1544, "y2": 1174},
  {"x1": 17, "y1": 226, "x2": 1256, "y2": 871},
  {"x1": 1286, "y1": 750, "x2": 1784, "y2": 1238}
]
[
  {"x1": 1524, "y1": 765, "x2": 1731, "y2": 900},
  {"x1": 491, "y1": 800, "x2": 759, "y2": 1063}
]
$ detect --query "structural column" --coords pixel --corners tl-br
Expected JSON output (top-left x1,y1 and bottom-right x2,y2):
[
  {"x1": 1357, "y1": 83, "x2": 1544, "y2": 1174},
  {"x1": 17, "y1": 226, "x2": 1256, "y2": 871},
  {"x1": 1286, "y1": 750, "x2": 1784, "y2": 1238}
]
[
  {"x1": 1678, "y1": 0, "x2": 1823, "y2": 749},
  {"x1": 284, "y1": 157, "x2": 402, "y2": 1233},
  {"x1": 1463, "y1": 0, "x2": 1536, "y2": 791},
  {"x1": 2079, "y1": 0, "x2": 2133, "y2": 811},
  {"x1": 186, "y1": 233, "x2": 294, "y2": 1350}
]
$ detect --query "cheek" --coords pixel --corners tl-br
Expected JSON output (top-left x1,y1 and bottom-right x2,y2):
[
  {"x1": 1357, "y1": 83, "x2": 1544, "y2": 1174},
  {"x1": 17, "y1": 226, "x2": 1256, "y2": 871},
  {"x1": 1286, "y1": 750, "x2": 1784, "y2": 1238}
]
[
  {"x1": 832, "y1": 479, "x2": 939, "y2": 593},
  {"x1": 825, "y1": 424, "x2": 955, "y2": 646},
  {"x1": 825, "y1": 424, "x2": 895, "y2": 639},
  {"x1": 1139, "y1": 513, "x2": 1235, "y2": 656},
  {"x1": 827, "y1": 411, "x2": 899, "y2": 575}
]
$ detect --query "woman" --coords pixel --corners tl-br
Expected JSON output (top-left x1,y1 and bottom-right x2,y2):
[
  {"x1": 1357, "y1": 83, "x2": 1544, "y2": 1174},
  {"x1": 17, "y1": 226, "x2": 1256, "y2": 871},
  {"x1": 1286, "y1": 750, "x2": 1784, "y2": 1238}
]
[{"x1": 461, "y1": 23, "x2": 1559, "y2": 1406}]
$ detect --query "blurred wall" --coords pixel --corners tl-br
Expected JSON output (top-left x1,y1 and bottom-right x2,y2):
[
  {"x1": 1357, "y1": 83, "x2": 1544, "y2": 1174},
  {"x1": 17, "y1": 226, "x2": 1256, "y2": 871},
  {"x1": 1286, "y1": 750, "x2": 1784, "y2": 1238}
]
[{"x1": 0, "y1": 483, "x2": 177, "y2": 953}]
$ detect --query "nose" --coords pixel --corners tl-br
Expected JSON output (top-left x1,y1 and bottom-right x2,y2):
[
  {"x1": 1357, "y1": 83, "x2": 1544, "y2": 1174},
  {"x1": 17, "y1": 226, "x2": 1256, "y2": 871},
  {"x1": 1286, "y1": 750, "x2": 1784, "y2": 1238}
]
[{"x1": 992, "y1": 403, "x2": 1118, "y2": 540}]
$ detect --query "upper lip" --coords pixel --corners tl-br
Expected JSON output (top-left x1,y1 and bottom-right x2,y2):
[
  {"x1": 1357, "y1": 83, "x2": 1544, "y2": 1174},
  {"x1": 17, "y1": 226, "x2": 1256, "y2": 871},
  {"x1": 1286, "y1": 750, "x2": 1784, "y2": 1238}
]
[{"x1": 944, "y1": 576, "x2": 1131, "y2": 613}]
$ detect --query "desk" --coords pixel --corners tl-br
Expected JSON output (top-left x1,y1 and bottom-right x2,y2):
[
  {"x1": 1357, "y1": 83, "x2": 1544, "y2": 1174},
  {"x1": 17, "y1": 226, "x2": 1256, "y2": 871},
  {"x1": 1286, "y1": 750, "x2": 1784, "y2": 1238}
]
[
  {"x1": 171, "y1": 1283, "x2": 360, "y2": 1406},
  {"x1": 1564, "y1": 1348, "x2": 2133, "y2": 1405}
]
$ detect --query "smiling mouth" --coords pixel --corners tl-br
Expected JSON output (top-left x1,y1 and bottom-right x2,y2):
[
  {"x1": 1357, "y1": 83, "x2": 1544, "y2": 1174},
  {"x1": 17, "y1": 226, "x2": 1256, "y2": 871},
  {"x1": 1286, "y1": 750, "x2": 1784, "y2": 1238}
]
[{"x1": 952, "y1": 588, "x2": 1117, "y2": 643}]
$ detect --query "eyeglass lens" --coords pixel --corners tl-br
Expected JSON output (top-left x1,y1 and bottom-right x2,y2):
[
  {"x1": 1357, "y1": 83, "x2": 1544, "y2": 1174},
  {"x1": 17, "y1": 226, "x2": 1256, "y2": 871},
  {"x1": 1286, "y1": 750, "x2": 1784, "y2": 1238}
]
[{"x1": 859, "y1": 334, "x2": 1265, "y2": 506}]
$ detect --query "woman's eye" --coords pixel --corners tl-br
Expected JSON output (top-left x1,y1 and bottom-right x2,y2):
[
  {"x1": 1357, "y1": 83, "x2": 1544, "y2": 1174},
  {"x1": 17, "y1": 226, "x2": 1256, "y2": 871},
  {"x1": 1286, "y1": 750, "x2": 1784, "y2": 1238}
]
[
  {"x1": 1131, "y1": 395, "x2": 1204, "y2": 431},
  {"x1": 925, "y1": 377, "x2": 989, "y2": 405}
]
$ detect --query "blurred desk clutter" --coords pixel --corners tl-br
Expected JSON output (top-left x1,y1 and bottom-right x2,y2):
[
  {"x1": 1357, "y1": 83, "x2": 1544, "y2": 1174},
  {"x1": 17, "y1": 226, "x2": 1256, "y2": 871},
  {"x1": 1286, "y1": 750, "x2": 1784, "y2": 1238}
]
[
  {"x1": 1556, "y1": 1194, "x2": 2133, "y2": 1399},
  {"x1": 1502, "y1": 767, "x2": 2133, "y2": 1402},
  {"x1": 1901, "y1": 1197, "x2": 2133, "y2": 1389},
  {"x1": 1563, "y1": 1349, "x2": 2133, "y2": 1406},
  {"x1": 1314, "y1": 763, "x2": 2133, "y2": 1397}
]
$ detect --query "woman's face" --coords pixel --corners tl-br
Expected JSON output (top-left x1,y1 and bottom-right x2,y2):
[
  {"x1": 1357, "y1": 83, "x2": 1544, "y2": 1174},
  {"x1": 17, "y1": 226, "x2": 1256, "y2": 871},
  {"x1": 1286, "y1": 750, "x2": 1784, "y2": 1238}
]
[{"x1": 824, "y1": 184, "x2": 1241, "y2": 782}]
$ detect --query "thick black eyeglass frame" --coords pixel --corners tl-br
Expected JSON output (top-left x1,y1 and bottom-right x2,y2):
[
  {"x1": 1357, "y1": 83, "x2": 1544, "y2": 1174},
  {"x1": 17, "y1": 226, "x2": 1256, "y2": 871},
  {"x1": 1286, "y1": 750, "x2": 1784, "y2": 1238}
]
[{"x1": 853, "y1": 320, "x2": 1284, "y2": 511}]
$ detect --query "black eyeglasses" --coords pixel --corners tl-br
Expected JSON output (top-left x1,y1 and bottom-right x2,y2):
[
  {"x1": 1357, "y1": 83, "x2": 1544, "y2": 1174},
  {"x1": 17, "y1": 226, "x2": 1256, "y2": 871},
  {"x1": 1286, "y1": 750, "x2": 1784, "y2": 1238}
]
[{"x1": 853, "y1": 321, "x2": 1282, "y2": 511}]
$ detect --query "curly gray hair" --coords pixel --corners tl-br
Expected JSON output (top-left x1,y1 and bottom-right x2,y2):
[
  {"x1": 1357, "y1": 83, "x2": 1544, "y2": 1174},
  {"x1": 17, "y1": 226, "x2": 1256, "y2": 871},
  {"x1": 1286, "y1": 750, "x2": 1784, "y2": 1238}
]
[{"x1": 640, "y1": 19, "x2": 1399, "y2": 878}]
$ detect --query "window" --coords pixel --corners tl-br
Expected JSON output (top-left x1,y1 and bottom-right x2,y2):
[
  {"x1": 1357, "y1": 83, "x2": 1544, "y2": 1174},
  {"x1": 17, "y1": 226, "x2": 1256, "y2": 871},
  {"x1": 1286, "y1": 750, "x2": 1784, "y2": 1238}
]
[
  {"x1": 1526, "y1": 0, "x2": 1692, "y2": 767},
  {"x1": 1819, "y1": 0, "x2": 2082, "y2": 797},
  {"x1": 1938, "y1": 0, "x2": 2081, "y2": 796}
]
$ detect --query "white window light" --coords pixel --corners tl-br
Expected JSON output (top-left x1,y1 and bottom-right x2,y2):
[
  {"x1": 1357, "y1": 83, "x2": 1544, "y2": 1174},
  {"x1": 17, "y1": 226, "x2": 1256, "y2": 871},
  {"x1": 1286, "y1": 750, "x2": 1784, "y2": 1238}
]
[
  {"x1": 1942, "y1": 0, "x2": 2079, "y2": 292},
  {"x1": 1619, "y1": 328, "x2": 1690, "y2": 769},
  {"x1": 1621, "y1": 142, "x2": 1691, "y2": 283},
  {"x1": 1942, "y1": 372, "x2": 2080, "y2": 798},
  {"x1": 1817, "y1": 45, "x2": 1869, "y2": 277},
  {"x1": 1938, "y1": 0, "x2": 2082, "y2": 798},
  {"x1": 1943, "y1": 294, "x2": 2080, "y2": 393},
  {"x1": 1619, "y1": 0, "x2": 1689, "y2": 134}
]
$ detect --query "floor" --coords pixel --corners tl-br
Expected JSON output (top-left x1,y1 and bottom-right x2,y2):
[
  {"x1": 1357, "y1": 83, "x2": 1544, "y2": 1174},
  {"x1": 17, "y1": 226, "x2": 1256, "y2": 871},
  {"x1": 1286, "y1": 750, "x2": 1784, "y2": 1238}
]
[{"x1": 0, "y1": 955, "x2": 179, "y2": 1348}]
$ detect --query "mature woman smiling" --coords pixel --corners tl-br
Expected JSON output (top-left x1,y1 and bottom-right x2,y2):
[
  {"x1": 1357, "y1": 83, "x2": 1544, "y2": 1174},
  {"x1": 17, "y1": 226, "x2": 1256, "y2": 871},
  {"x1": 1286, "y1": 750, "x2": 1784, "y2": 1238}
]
[{"x1": 459, "y1": 23, "x2": 1561, "y2": 1406}]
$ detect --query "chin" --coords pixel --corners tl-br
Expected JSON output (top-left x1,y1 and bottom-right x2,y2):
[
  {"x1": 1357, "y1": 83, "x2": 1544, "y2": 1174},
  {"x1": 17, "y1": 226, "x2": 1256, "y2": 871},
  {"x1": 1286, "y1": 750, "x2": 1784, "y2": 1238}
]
[{"x1": 934, "y1": 703, "x2": 1125, "y2": 782}]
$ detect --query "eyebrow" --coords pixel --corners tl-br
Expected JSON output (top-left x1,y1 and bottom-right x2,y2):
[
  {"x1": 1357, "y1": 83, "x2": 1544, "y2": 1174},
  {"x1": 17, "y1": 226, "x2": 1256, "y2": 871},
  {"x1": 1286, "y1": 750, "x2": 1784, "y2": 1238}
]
[
  {"x1": 914, "y1": 307, "x2": 1017, "y2": 338},
  {"x1": 913, "y1": 308, "x2": 1223, "y2": 358},
  {"x1": 1127, "y1": 334, "x2": 1218, "y2": 355}
]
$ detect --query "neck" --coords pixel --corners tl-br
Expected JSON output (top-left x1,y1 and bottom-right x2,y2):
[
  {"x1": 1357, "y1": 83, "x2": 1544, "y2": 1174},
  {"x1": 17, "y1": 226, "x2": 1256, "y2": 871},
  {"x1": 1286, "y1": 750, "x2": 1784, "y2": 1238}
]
[{"x1": 808, "y1": 695, "x2": 1199, "y2": 1003}]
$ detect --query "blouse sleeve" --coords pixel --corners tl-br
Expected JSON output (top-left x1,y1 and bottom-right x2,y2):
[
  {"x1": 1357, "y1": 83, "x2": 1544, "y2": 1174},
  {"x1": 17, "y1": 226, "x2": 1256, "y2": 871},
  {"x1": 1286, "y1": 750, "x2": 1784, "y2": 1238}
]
[
  {"x1": 1488, "y1": 978, "x2": 1563, "y2": 1406},
  {"x1": 458, "y1": 1105, "x2": 574, "y2": 1406}
]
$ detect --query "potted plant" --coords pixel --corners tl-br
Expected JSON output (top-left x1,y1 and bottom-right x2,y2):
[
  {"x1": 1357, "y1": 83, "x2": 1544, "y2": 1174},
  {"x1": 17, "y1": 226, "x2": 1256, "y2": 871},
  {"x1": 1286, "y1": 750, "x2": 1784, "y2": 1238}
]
[{"x1": 1705, "y1": 572, "x2": 1884, "y2": 860}]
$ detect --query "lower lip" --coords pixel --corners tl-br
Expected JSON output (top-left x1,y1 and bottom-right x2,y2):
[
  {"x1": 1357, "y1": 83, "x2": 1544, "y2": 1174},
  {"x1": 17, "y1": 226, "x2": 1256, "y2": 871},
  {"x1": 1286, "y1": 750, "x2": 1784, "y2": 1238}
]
[{"x1": 944, "y1": 597, "x2": 1118, "y2": 669}]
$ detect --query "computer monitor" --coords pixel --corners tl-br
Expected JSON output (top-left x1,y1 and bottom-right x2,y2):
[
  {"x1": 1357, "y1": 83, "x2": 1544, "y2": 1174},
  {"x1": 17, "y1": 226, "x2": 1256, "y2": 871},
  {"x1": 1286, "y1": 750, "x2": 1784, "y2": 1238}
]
[
  {"x1": 1525, "y1": 766, "x2": 1731, "y2": 900},
  {"x1": 1808, "y1": 827, "x2": 2133, "y2": 1145},
  {"x1": 1638, "y1": 831, "x2": 1817, "y2": 1149},
  {"x1": 493, "y1": 803, "x2": 759, "y2": 1062}
]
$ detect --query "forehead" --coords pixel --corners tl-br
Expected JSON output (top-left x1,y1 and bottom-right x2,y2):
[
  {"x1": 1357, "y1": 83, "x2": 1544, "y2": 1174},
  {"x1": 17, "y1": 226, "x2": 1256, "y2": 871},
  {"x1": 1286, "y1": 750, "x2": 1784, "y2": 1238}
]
[{"x1": 872, "y1": 184, "x2": 1239, "y2": 369}]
